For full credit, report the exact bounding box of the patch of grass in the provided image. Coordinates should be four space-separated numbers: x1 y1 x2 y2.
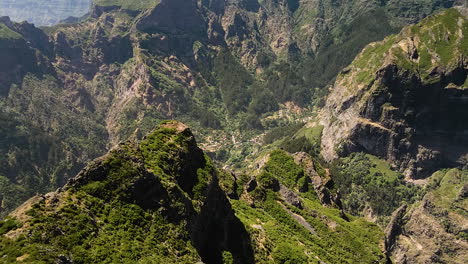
295 125 324 145
330 153 421 221
279 126 323 158
0 24 22 40
263 150 304 189
426 169 468 210
231 189 385 263
424 169 468 239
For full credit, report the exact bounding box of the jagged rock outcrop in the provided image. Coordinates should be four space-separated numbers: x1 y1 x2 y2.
384 204 407 256
0 121 255 263
279 184 303 208
320 8 468 178
0 0 461 217
390 169 468 263
293 152 343 209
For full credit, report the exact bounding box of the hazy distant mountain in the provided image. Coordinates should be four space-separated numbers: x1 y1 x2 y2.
0 0 90 26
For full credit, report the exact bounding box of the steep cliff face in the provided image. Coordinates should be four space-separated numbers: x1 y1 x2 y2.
320 8 468 178
389 169 468 263
0 0 460 217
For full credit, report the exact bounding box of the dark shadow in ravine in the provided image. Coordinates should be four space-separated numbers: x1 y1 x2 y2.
191 176 255 264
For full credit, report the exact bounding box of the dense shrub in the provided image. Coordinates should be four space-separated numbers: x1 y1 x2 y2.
272 242 308 264
263 123 304 144
330 153 421 218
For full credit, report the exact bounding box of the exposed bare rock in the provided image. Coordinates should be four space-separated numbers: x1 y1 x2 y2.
293 152 336 207
320 9 468 179
279 184 302 209
391 169 468 263
384 204 407 256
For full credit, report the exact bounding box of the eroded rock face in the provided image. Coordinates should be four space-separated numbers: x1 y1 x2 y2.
0 0 461 218
293 152 340 208
279 184 302 208
389 169 468 263
320 8 468 178
384 204 407 256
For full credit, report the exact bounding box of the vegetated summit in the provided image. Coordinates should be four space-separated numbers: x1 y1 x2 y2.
0 0 467 263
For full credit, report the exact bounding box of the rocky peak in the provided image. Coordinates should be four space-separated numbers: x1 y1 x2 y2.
2 121 254 263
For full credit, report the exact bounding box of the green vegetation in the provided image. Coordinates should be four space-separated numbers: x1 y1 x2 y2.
0 122 214 263
427 169 468 209
272 242 307 264
0 74 109 217
94 0 159 11
331 153 421 221
346 8 467 88
0 176 30 218
0 108 73 217
213 50 254 116
0 192 200 263
409 8 465 67
0 3 464 263
0 124 390 263
263 123 304 144
263 150 304 189
231 150 385 263
262 62 311 106
424 169 468 240
231 194 385 263
0 24 22 40
279 126 324 158
300 8 399 89
0 218 20 236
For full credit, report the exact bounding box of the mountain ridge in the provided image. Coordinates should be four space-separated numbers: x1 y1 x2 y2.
320 7 468 178
0 2 466 263
0 121 386 263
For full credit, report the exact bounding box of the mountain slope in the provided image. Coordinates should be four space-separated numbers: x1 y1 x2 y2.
0 121 386 263
0 121 254 263
0 0 459 218
388 168 468 263
320 7 468 178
